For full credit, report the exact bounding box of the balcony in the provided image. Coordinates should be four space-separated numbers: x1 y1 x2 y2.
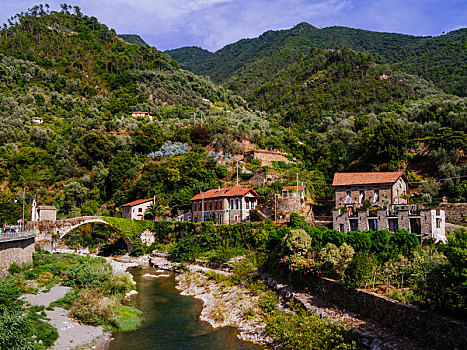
388 204 421 216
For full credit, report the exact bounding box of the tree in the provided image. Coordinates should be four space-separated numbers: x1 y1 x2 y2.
282 229 312 256
144 203 166 220
365 118 407 168
344 252 373 289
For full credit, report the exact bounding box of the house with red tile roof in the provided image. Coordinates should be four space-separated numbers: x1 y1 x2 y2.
332 172 446 241
333 172 409 209
121 198 154 220
190 186 259 224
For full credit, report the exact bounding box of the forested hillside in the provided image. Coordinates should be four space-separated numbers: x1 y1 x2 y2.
118 34 148 46
0 6 297 223
0 6 465 225
166 23 466 96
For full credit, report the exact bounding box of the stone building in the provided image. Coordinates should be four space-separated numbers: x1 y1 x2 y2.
332 172 446 241
190 186 259 224
31 200 57 222
121 198 154 220
333 172 409 215
282 185 306 199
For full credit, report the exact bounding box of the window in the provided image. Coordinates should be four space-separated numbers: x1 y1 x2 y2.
389 218 398 232
368 219 378 231
138 208 142 213
373 190 379 203
396 189 399 204
410 218 421 234
251 199 255 209
230 199 234 209
436 218 441 229
349 219 358 231
235 198 239 209
339 224 345 233
219 201 223 210
345 191 352 204
359 191 364 204
234 215 238 222
245 199 250 209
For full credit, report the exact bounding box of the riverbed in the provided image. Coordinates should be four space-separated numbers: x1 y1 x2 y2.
104 266 263 350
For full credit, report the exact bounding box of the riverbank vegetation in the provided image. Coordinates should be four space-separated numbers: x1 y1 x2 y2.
1 250 141 349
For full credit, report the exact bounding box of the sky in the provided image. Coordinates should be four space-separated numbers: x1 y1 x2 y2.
1 1 466 52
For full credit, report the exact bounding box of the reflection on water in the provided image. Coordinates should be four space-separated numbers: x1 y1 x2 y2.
107 267 263 350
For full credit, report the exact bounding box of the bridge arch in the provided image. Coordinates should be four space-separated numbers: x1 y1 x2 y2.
36 216 133 253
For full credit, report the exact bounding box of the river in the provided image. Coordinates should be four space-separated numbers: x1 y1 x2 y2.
106 267 264 350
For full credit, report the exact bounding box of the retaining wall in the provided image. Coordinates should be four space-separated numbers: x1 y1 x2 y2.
0 236 35 275
294 274 466 349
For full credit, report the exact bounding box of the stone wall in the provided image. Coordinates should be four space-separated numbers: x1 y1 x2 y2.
0 236 35 275
306 277 466 350
439 203 467 226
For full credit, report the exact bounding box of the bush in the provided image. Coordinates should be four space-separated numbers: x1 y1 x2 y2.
8 262 21 275
70 289 118 327
169 237 200 262
266 309 357 350
319 243 354 278
344 253 373 289
282 229 311 256
289 213 306 228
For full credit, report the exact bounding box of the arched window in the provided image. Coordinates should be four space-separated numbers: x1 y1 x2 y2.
235 198 239 209
230 199 234 209
245 198 250 209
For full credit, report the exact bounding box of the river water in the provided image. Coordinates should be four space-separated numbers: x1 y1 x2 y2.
106 267 263 350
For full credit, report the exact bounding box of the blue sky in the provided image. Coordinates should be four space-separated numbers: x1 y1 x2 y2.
1 1 466 51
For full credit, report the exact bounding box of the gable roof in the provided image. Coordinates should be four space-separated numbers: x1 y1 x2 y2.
332 172 405 186
282 186 306 191
190 186 259 201
121 198 153 207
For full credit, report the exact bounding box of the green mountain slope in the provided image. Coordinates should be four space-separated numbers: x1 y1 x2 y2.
166 23 466 96
118 34 148 46
0 6 177 90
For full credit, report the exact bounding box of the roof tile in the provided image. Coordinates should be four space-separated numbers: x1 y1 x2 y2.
190 186 259 201
121 198 153 207
332 172 405 186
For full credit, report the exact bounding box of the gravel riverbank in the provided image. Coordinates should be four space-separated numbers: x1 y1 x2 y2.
22 251 148 350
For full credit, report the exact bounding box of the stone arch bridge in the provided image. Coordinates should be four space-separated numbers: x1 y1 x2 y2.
28 216 133 252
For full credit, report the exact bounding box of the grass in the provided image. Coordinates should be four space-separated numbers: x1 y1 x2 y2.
113 305 143 331
28 306 59 348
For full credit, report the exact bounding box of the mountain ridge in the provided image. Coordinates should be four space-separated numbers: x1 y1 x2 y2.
166 23 466 96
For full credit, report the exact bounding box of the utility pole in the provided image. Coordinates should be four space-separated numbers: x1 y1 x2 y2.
296 173 299 214
22 187 25 232
274 192 277 223
201 193 204 222
236 160 239 187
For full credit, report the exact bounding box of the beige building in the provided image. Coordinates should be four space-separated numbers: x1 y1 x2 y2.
332 172 446 241
121 198 154 220
190 186 259 224
131 111 152 120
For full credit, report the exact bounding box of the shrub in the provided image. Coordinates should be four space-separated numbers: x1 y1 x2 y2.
289 213 306 228
8 262 21 275
344 253 373 289
282 229 311 256
266 309 357 350
70 289 118 326
169 237 200 262
319 243 354 278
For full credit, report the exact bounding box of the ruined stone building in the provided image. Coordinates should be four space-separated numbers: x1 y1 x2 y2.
332 172 446 241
